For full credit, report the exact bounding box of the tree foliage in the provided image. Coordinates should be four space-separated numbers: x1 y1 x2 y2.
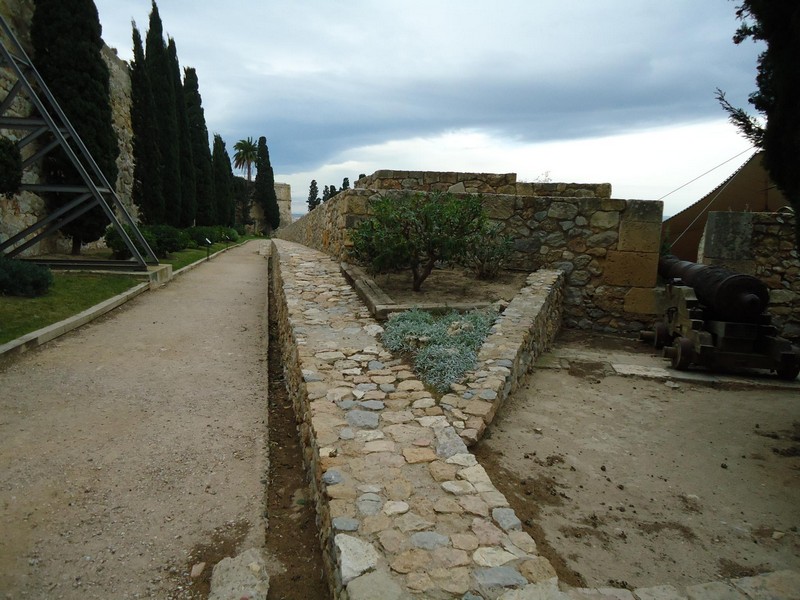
307 179 320 211
145 1 181 227
350 192 487 291
31 0 119 254
183 67 215 226
130 23 164 224
233 137 258 182
717 1 800 246
254 136 279 231
168 38 195 227
212 134 234 227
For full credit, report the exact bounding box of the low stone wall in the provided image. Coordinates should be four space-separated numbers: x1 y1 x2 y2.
700 211 799 339
269 239 570 599
277 179 662 334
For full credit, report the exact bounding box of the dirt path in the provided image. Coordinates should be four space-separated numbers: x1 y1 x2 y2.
475 332 800 591
0 242 270 599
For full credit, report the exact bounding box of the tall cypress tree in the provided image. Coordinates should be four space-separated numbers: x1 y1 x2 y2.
254 136 280 231
307 179 320 211
145 1 181 226
129 22 163 223
211 134 233 226
184 67 215 226
31 0 119 254
168 38 195 227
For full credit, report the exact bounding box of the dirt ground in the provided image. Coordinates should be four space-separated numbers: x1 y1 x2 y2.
475 331 800 591
374 266 530 305
0 243 272 599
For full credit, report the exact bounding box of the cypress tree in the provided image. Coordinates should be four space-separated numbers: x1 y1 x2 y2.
129 23 163 223
168 38 196 227
31 0 119 254
307 179 320 211
211 134 234 226
184 67 215 226
254 136 280 231
145 1 181 226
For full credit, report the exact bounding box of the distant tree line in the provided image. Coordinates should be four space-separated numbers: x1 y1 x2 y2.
307 175 364 212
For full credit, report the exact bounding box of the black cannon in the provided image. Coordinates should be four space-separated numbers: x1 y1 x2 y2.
643 255 800 380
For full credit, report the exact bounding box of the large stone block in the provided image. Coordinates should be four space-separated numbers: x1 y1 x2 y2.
622 199 663 223
602 251 658 287
623 287 662 316
483 196 515 220
618 220 663 252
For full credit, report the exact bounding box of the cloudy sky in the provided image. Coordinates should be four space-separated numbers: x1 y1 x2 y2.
92 0 763 217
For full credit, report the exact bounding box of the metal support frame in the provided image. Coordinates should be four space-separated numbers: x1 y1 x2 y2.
0 15 157 270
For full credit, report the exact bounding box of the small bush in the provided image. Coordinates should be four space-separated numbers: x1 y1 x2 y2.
0 136 22 198
146 224 187 257
0 256 53 297
185 226 219 246
104 224 157 259
382 306 497 392
461 223 514 280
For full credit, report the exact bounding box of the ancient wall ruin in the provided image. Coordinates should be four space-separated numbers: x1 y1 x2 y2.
276 170 663 334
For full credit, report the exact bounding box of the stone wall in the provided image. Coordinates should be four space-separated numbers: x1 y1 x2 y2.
700 211 799 339
277 172 663 334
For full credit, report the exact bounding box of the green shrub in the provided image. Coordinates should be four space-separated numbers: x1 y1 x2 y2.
146 224 187 257
350 192 487 291
461 223 514 280
0 136 22 198
185 225 219 246
0 256 53 297
104 224 157 259
382 306 497 392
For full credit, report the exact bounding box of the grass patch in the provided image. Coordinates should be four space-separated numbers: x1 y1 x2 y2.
161 243 228 271
0 272 140 344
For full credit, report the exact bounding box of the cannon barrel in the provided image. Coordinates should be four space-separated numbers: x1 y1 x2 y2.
659 255 769 322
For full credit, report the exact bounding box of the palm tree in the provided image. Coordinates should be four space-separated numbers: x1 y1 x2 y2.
232 137 258 181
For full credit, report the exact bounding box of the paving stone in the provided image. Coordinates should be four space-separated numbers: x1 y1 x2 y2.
402 447 437 463
472 518 505 545
316 350 346 361
335 534 380 584
442 480 477 495
406 571 434 592
519 557 557 584
390 549 430 574
433 497 463 514
473 547 518 567
362 514 393 535
356 383 378 391
363 440 396 453
493 507 522 531
347 570 409 600
396 512 435 533
380 383 397 393
356 493 383 515
332 517 360 532
322 469 343 485
339 427 355 440
379 529 410 554
478 389 498 400
356 429 385 441
359 399 386 410
508 530 537 554
383 500 410 516
410 531 450 550
419 415 449 428
382 410 414 424
433 547 471 568
458 464 495 492
368 360 385 370
499 580 569 599
731 570 800 599
451 532 479 551
430 566 471 594
397 380 425 391
208 548 270 600
347 409 379 429
459 495 490 516
481 490 510 508
473 566 528 590
436 427 470 458
446 453 478 467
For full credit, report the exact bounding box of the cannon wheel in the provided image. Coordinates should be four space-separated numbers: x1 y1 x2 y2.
653 322 670 349
671 337 694 370
776 363 800 381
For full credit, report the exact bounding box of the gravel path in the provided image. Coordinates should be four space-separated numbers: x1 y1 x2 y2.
0 241 270 599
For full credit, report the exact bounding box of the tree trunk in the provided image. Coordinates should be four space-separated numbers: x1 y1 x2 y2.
412 260 436 291
71 236 81 256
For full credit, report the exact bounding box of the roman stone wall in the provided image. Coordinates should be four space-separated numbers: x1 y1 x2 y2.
277 171 663 334
700 211 799 339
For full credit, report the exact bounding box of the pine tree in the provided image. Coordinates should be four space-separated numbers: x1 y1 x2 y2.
212 134 234 226
145 1 181 226
168 38 195 227
341 177 350 191
307 179 320 211
254 136 279 231
322 185 330 203
31 0 119 254
130 23 164 224
183 67 215 226
329 183 339 199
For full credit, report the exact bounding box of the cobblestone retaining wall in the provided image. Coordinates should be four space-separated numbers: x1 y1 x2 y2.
268 239 568 599
277 172 663 334
700 211 799 339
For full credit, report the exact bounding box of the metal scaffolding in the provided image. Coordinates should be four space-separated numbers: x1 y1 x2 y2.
0 15 157 270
